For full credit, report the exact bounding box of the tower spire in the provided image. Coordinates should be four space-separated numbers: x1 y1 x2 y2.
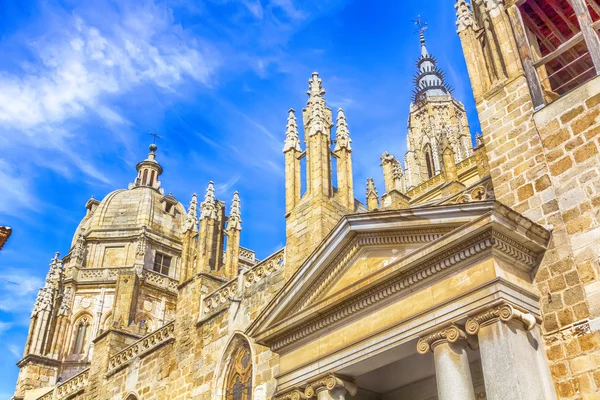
411 16 454 103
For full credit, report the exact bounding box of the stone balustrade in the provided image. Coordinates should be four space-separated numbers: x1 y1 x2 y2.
455 154 476 172
407 173 445 198
141 269 179 294
38 368 89 400
107 321 175 374
202 249 285 317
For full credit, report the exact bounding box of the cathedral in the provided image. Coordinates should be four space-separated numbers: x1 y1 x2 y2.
12 1 600 399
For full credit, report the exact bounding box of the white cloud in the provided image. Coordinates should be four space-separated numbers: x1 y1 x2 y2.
0 0 219 190
0 269 44 316
7 344 22 359
0 161 37 216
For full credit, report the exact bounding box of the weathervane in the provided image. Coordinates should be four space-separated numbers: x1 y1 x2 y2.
149 132 162 144
413 15 428 35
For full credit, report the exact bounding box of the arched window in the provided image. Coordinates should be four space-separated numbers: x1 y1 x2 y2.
149 170 156 187
225 344 253 400
424 144 434 179
142 169 149 186
72 316 91 354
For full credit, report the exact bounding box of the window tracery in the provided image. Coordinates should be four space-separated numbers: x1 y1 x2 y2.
225 344 253 400
72 316 91 355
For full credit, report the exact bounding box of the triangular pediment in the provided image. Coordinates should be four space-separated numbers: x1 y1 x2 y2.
247 201 550 352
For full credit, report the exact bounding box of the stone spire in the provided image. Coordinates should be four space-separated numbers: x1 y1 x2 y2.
185 193 199 232
201 181 217 220
283 109 302 152
305 72 331 138
334 108 352 152
455 0 474 32
32 253 62 316
412 17 454 103
224 191 242 279
366 178 379 211
226 192 242 231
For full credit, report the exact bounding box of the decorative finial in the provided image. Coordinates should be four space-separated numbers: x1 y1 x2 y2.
307 72 326 97
366 178 378 197
455 0 474 32
185 193 199 232
201 181 217 220
226 191 242 231
334 108 352 151
283 108 302 152
413 15 428 46
149 132 161 152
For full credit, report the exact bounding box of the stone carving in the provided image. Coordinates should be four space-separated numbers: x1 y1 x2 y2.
443 177 494 204
465 303 537 335
333 108 352 151
39 368 90 400
135 226 148 258
283 109 302 153
417 324 468 353
201 181 218 220
304 374 358 397
142 269 179 294
32 252 63 317
203 249 285 316
226 192 242 231
185 193 199 232
108 321 175 373
71 228 86 266
455 0 474 33
58 286 73 316
274 389 307 400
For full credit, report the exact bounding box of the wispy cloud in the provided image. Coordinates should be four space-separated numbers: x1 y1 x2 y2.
0 269 44 316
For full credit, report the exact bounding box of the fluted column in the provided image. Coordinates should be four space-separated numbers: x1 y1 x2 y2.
417 325 476 400
466 303 557 400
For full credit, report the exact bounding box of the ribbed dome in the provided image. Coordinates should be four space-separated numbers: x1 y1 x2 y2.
75 186 186 243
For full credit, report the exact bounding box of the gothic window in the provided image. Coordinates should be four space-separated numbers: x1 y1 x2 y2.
424 144 434 179
225 345 253 400
153 253 172 276
72 316 90 354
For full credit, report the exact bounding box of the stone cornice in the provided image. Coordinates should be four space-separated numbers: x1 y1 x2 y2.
16 354 61 368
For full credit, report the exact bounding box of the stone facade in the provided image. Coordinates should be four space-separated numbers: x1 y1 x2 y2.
11 2 600 399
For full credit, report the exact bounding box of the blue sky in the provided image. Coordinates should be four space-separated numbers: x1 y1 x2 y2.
0 0 479 395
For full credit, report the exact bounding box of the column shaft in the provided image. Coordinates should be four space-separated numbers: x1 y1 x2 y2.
433 342 476 400
478 321 556 400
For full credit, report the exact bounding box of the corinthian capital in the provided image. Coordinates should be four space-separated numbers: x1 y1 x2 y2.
465 303 537 335
417 324 468 354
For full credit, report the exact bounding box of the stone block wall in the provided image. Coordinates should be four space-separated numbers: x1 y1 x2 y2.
475 71 600 398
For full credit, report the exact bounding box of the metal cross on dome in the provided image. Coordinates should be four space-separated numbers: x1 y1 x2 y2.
149 131 162 144
413 15 428 35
